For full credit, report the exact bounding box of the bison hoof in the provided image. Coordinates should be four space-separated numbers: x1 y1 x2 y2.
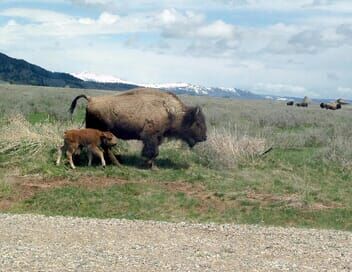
145 160 158 170
112 160 121 166
151 164 159 171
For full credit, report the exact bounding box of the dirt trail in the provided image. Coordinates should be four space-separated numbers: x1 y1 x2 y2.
0 213 350 271
0 177 351 271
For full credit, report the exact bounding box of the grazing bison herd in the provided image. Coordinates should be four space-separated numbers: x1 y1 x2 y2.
287 97 348 110
58 88 207 169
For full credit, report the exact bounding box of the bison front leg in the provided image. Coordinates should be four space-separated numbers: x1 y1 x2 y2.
103 147 121 166
142 138 160 170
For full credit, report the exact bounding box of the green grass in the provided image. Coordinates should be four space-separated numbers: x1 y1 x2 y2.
0 181 13 199
1 83 352 230
12 183 202 221
10 183 351 230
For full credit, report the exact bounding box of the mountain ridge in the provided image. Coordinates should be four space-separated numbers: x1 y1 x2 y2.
0 52 326 101
0 52 138 91
72 71 263 99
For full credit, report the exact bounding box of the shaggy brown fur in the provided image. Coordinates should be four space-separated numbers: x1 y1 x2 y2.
56 128 118 169
323 102 341 110
69 88 207 169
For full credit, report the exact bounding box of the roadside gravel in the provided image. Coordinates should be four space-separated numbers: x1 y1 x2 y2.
0 213 350 271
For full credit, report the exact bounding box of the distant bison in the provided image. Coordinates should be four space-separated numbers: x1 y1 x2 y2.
69 88 207 169
296 102 308 107
286 101 294 106
321 102 341 110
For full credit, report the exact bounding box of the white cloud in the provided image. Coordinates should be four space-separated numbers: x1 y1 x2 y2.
338 87 352 92
69 0 117 10
156 9 204 38
213 0 352 12
97 12 119 24
197 20 235 39
0 8 72 23
1 2 352 98
252 83 318 97
337 87 352 97
0 8 147 38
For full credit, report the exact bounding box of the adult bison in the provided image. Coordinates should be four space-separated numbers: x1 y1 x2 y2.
69 88 207 169
296 102 308 107
321 102 341 110
296 96 309 107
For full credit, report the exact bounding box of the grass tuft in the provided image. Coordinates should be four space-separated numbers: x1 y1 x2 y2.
194 127 267 169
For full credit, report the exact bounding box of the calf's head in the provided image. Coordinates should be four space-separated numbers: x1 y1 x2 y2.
101 132 118 147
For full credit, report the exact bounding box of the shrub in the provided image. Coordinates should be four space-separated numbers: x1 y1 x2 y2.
194 127 267 169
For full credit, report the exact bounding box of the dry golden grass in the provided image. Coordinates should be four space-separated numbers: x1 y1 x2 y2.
195 127 267 169
0 114 72 166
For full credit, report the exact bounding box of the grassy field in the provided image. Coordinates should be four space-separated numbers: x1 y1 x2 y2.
0 83 351 231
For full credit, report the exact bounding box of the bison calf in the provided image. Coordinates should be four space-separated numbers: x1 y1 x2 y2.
56 128 118 169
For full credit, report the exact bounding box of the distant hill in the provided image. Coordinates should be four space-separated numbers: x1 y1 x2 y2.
0 52 138 91
3 52 316 101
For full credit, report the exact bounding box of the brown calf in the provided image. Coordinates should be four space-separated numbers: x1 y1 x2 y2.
56 128 118 169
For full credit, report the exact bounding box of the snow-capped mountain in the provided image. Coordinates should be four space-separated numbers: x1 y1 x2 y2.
71 72 263 99
71 72 137 85
161 84 262 99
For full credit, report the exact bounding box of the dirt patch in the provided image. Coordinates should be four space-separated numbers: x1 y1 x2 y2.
246 191 303 208
0 199 14 210
162 181 228 213
245 191 342 210
1 176 342 213
0 176 222 212
309 202 344 210
0 176 44 210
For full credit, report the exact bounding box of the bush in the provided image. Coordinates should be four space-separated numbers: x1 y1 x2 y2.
194 127 267 169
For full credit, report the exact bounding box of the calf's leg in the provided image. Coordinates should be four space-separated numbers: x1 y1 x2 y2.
66 150 75 169
56 145 64 165
90 146 106 168
87 150 93 166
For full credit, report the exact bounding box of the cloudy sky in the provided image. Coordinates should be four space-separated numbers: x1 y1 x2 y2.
1 0 352 98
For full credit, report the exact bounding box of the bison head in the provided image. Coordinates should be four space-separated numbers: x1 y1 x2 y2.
181 106 207 148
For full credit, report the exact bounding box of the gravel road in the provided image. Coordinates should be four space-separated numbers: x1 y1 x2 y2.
0 213 350 271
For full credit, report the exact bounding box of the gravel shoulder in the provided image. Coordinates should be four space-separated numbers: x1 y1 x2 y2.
0 213 351 271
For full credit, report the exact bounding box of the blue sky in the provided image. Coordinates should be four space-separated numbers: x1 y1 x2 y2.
1 0 352 98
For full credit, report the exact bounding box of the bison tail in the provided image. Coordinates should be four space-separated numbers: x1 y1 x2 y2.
69 94 90 115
